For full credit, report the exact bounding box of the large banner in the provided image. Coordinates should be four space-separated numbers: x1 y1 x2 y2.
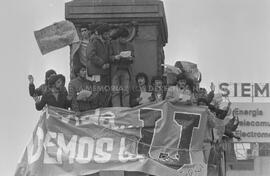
15 101 212 176
230 103 270 142
34 20 79 55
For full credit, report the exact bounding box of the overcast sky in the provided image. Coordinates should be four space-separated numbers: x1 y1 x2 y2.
1 0 270 175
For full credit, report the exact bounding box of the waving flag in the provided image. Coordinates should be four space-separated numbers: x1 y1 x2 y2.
34 20 79 55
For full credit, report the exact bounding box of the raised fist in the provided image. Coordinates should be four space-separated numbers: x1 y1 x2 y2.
28 75 34 84
210 82 215 92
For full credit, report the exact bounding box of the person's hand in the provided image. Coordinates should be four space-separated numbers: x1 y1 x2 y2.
136 97 143 103
228 101 232 107
28 75 34 84
33 96 40 103
210 82 215 92
102 63 110 70
114 55 121 60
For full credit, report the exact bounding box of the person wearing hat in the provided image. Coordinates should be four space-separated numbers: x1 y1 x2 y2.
35 74 71 111
68 64 100 112
165 73 194 103
28 69 56 98
110 27 135 107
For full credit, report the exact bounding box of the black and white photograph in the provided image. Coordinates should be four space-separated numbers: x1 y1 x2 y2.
1 0 270 176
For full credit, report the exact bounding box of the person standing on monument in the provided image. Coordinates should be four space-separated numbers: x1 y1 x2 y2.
110 27 135 107
68 64 100 112
77 24 91 67
130 72 151 107
86 23 111 107
35 74 71 111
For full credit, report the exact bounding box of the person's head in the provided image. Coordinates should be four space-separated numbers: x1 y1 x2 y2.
48 74 64 90
211 93 223 108
198 87 207 98
115 27 130 43
57 74 66 88
136 72 148 87
95 23 111 40
45 69 56 85
176 73 187 89
151 76 164 92
80 24 90 40
74 64 87 79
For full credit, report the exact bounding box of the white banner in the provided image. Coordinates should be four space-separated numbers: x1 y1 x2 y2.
229 103 270 142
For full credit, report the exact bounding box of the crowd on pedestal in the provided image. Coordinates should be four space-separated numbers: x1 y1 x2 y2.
27 23 240 176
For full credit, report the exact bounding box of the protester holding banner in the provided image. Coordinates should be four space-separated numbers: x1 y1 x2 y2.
110 27 135 107
28 69 56 98
35 74 70 111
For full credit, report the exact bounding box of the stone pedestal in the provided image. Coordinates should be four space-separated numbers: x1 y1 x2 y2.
65 0 168 80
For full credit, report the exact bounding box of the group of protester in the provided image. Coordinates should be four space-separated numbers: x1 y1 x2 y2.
28 23 240 176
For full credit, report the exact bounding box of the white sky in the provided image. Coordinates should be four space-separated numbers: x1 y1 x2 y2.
1 0 270 175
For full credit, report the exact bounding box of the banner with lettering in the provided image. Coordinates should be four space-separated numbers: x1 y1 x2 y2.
34 20 79 55
15 101 211 176
230 103 270 142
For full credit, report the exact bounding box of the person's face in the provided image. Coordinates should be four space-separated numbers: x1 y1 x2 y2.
55 79 63 89
79 68 86 78
177 79 186 89
102 31 110 41
137 77 145 86
81 28 89 40
154 80 163 90
119 36 127 44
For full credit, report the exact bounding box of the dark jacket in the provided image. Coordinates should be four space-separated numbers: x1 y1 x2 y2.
86 36 110 76
130 85 150 107
29 83 48 97
68 77 100 112
109 39 134 76
29 83 68 97
35 89 71 111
